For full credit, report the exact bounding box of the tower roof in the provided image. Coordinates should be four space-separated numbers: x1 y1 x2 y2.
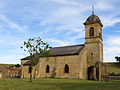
83 14 103 27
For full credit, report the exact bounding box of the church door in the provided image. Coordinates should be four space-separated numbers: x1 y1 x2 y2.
87 66 94 80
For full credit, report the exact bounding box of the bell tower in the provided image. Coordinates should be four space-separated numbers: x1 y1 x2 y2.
83 12 103 67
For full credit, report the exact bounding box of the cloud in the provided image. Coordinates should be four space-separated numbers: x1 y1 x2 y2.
0 35 24 48
49 0 79 5
0 0 120 64
104 36 120 62
115 30 120 32
102 17 120 27
0 54 25 64
105 36 120 46
0 14 28 33
38 6 86 47
46 38 72 46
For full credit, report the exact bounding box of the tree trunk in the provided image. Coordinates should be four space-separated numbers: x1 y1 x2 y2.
30 72 32 82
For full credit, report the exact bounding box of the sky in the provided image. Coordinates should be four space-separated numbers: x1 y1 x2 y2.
0 0 120 64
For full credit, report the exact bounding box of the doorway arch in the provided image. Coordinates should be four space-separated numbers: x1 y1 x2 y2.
87 66 94 80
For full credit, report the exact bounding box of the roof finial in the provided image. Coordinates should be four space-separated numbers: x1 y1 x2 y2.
92 5 94 15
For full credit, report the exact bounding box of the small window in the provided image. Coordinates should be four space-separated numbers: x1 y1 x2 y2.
46 65 50 73
91 53 93 55
89 27 94 37
64 64 69 73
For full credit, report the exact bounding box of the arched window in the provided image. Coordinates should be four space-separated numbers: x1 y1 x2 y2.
89 27 94 37
46 65 50 73
64 64 69 73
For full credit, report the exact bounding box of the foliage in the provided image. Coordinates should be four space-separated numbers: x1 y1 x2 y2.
0 78 120 90
115 56 120 62
21 37 51 81
21 37 51 66
108 72 120 76
10 64 20 67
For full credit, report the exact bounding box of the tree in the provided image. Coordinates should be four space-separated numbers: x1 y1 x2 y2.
115 56 120 62
21 37 51 82
10 64 20 67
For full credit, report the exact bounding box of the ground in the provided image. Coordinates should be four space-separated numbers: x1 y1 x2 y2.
0 78 120 90
0 64 13 67
105 62 120 73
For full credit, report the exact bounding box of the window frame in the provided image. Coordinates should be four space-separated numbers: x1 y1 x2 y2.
64 64 69 73
46 65 50 73
89 27 94 37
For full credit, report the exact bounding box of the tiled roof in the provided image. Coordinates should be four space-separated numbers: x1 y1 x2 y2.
49 44 84 56
5 67 20 71
0 67 20 72
23 60 32 65
84 14 103 27
21 44 85 60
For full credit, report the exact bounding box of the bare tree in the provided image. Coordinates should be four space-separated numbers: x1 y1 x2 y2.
21 37 51 82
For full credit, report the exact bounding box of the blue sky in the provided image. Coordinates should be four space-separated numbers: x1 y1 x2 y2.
0 0 120 64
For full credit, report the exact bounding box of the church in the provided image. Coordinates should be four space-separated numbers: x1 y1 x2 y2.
21 11 107 81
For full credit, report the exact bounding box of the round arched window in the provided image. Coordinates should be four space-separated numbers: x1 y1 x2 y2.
89 27 94 37
46 65 50 73
64 64 69 73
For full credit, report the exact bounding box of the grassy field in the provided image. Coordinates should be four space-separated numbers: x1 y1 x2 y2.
0 64 13 67
105 62 120 73
0 78 120 90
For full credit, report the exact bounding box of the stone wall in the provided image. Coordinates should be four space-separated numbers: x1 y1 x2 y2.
39 55 81 78
21 52 87 79
79 48 87 79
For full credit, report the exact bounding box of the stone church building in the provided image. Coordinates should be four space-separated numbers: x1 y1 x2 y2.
21 12 107 81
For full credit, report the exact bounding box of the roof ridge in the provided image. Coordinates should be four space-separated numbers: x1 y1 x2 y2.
21 44 85 60
51 44 84 49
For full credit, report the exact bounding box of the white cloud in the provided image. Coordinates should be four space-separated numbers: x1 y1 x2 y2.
50 0 79 5
102 17 120 27
0 14 28 33
38 6 86 44
95 0 113 10
115 30 120 32
106 36 120 46
46 38 72 46
0 0 120 63
0 36 23 48
104 47 120 54
104 36 120 62
0 54 25 64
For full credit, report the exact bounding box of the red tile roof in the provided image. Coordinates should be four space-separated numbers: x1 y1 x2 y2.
5 67 20 71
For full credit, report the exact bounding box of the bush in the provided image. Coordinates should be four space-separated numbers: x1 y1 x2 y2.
108 72 120 76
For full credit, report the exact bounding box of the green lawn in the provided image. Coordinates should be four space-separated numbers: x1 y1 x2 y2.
105 62 120 73
0 78 120 90
0 64 13 67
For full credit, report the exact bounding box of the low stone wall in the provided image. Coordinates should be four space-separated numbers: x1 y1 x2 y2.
0 67 21 78
108 76 120 80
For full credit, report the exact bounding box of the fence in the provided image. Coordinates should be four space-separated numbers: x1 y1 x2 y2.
108 76 120 80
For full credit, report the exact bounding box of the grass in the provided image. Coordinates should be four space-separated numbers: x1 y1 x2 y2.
105 62 120 73
0 64 13 67
0 78 120 90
